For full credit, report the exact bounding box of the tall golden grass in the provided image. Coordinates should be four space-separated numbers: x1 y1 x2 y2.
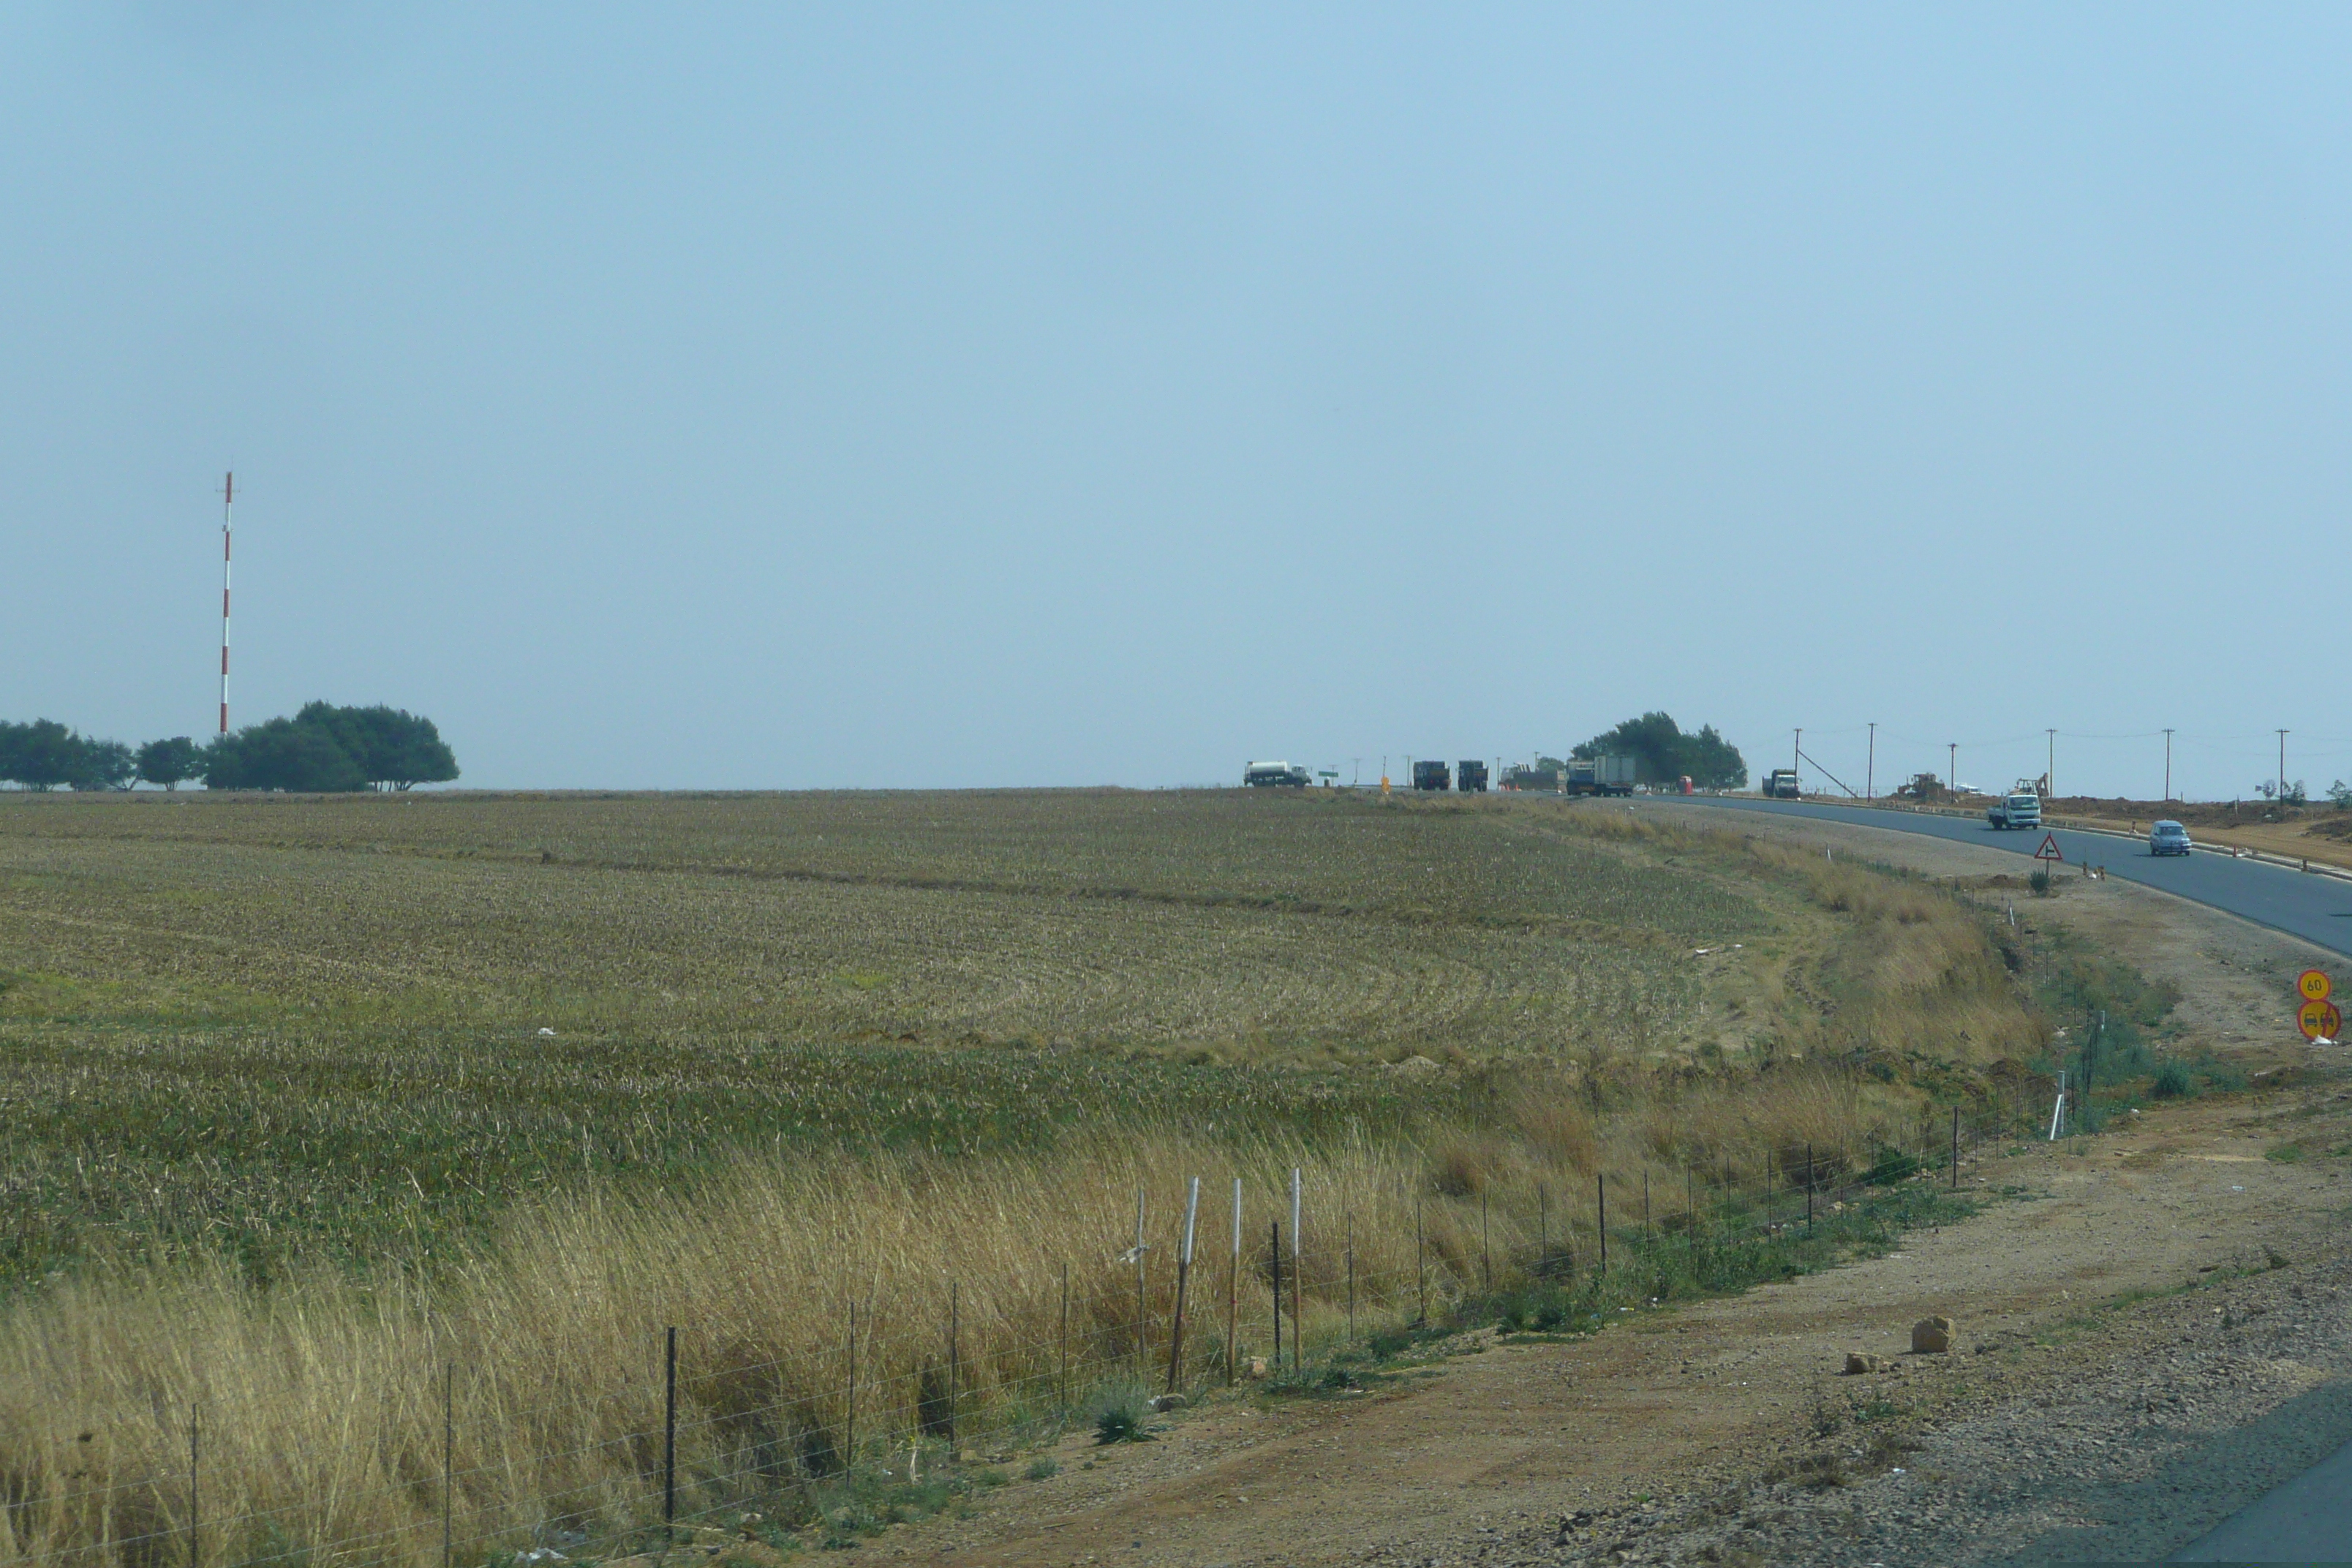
0 1058 1976 1568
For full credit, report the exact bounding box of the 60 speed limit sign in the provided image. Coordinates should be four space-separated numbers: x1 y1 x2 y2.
2299 970 2340 1040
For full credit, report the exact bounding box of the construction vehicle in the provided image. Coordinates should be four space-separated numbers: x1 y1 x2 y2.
1243 761 1311 788
1457 760 1489 793
1411 760 1451 791
1564 755 1638 796
1761 769 1801 799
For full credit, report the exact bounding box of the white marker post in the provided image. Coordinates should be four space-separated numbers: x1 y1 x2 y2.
1289 1168 1304 1372
1226 1177 1242 1384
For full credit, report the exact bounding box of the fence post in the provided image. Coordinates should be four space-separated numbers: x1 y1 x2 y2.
1346 1212 1356 1341
844 1302 856 1482
1480 1191 1490 1292
442 1364 454 1568
1805 1144 1814 1232
1415 1196 1426 1325
1226 1178 1241 1386
1950 1106 1960 1191
1597 1175 1607 1275
1765 1152 1773 1236
1537 1183 1548 1272
1270 1221 1283 1368
1133 1186 1147 1375
1643 1172 1651 1247
1289 1169 1303 1373
663 1326 677 1540
1059 1262 1070 1410
188 1405 199 1568
1167 1177 1199 1395
947 1282 960 1447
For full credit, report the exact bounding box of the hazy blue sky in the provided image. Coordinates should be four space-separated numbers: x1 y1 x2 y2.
8 4 2351 796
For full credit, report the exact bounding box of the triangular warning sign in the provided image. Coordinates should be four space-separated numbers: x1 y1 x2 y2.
2033 832 2063 862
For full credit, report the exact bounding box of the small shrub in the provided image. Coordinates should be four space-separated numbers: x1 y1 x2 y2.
976 1468 1009 1488
1025 1457 1058 1481
2151 1060 2191 1099
2028 869 2053 897
1090 1383 1152 1444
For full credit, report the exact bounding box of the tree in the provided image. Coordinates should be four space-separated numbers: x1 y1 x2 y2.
203 718 370 792
69 739 135 791
0 720 96 790
1572 713 1747 789
200 702 459 793
292 702 459 790
137 736 204 791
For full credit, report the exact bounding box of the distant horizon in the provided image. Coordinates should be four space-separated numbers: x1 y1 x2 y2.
6 7 2346 801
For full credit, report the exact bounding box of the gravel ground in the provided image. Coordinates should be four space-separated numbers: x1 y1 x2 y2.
1428 1235 2352 1567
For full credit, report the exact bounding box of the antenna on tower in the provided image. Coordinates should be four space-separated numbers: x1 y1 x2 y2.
219 472 233 735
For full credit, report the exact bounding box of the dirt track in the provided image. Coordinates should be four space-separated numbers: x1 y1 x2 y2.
817 811 2352 1567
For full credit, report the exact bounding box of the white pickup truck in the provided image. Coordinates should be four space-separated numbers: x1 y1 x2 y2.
1987 791 2043 831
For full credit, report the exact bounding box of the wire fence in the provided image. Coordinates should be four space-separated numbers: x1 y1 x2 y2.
1 1083 2075 1568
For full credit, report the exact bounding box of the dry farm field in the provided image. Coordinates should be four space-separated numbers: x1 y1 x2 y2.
0 787 2073 1567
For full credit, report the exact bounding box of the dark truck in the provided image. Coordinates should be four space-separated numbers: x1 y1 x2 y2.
1457 760 1489 793
1761 769 1801 799
1411 760 1452 791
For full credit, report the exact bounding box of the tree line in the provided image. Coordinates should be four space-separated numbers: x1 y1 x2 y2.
0 703 459 792
1502 712 1750 790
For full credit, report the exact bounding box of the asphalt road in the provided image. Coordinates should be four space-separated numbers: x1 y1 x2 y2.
1652 795 2352 962
1651 793 2352 1564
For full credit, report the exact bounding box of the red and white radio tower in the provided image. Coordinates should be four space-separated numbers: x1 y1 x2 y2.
219 471 233 734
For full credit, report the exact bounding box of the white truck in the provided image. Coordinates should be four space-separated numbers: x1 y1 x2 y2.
1987 791 2043 831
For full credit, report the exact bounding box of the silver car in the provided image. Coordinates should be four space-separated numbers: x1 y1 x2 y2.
2149 820 2193 856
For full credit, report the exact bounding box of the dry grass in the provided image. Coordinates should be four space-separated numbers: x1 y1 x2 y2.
0 788 2057 1565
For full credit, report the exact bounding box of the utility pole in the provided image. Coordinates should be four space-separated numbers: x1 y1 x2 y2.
219 472 234 735
1793 728 1801 792
1352 758 1361 788
1866 723 1876 801
2046 729 2056 799
2278 730 2289 803
1948 742 1957 799
2163 730 2174 803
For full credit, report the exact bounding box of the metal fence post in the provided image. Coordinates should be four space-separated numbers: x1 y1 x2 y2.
1270 1221 1283 1366
442 1365 454 1568
663 1327 678 1539
188 1406 199 1568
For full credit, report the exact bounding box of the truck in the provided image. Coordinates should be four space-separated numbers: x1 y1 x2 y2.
1761 769 1801 799
1564 755 1638 796
1456 760 1489 793
1243 761 1311 788
1987 790 2042 831
1411 760 1451 791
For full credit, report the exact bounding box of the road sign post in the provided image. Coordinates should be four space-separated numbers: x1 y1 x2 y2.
2297 970 2337 1042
